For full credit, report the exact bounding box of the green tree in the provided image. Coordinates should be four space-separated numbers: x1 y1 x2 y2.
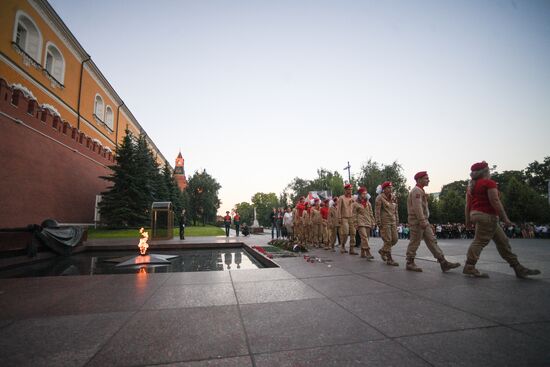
357 159 409 220
502 177 550 223
235 202 254 226
285 177 310 203
309 169 345 197
187 170 221 225
525 156 550 198
251 192 278 227
438 190 465 223
285 169 345 203
99 129 142 227
131 134 163 222
491 170 528 194
427 194 441 223
440 180 468 199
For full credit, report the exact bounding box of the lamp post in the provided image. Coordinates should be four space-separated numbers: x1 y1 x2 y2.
343 161 351 183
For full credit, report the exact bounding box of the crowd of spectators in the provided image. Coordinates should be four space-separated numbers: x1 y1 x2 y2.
366 222 549 240
266 205 550 241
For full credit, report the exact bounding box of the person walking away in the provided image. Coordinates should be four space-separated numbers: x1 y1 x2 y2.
463 161 540 278
375 181 399 265
223 211 232 237
405 171 461 272
353 187 375 259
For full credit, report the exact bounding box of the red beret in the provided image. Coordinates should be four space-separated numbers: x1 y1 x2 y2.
358 187 367 194
344 184 352 189
414 171 428 180
314 198 320 203
381 181 392 190
299 196 305 200
470 161 489 172
324 199 330 203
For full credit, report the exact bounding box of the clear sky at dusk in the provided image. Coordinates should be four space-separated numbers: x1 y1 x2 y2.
49 0 550 214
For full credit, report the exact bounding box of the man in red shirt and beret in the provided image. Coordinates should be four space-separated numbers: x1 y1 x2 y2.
406 171 461 272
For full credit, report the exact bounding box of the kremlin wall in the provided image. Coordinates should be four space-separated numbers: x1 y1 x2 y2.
0 0 178 227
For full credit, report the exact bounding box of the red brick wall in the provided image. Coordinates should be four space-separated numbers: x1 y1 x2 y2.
0 79 114 227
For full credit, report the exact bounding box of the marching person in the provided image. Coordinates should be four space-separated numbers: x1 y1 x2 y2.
320 199 330 249
311 198 322 247
464 161 541 278
295 197 306 244
223 211 232 237
337 184 358 255
302 202 312 247
233 211 241 237
327 197 340 251
405 171 461 272
375 181 399 265
353 187 376 259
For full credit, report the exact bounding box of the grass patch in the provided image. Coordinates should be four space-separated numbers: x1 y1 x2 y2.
87 225 224 239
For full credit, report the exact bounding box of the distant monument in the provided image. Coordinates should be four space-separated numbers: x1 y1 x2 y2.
250 207 263 234
252 207 260 227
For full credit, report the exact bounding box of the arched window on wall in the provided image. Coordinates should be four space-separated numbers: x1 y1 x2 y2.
12 11 42 64
105 106 114 130
44 42 65 84
94 94 104 121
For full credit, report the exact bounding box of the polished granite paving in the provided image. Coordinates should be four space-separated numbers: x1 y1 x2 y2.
0 235 549 366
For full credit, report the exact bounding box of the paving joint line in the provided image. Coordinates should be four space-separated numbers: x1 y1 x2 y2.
83 273 171 367
229 270 257 367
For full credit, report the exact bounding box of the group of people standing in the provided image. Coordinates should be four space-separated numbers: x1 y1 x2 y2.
285 162 541 279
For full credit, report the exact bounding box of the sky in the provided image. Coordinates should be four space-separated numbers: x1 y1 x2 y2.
49 0 550 214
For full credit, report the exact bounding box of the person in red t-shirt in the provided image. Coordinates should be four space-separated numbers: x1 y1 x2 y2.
320 199 330 248
464 161 540 278
295 197 306 245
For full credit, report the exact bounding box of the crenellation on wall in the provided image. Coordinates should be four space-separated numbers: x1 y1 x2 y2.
0 77 115 165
